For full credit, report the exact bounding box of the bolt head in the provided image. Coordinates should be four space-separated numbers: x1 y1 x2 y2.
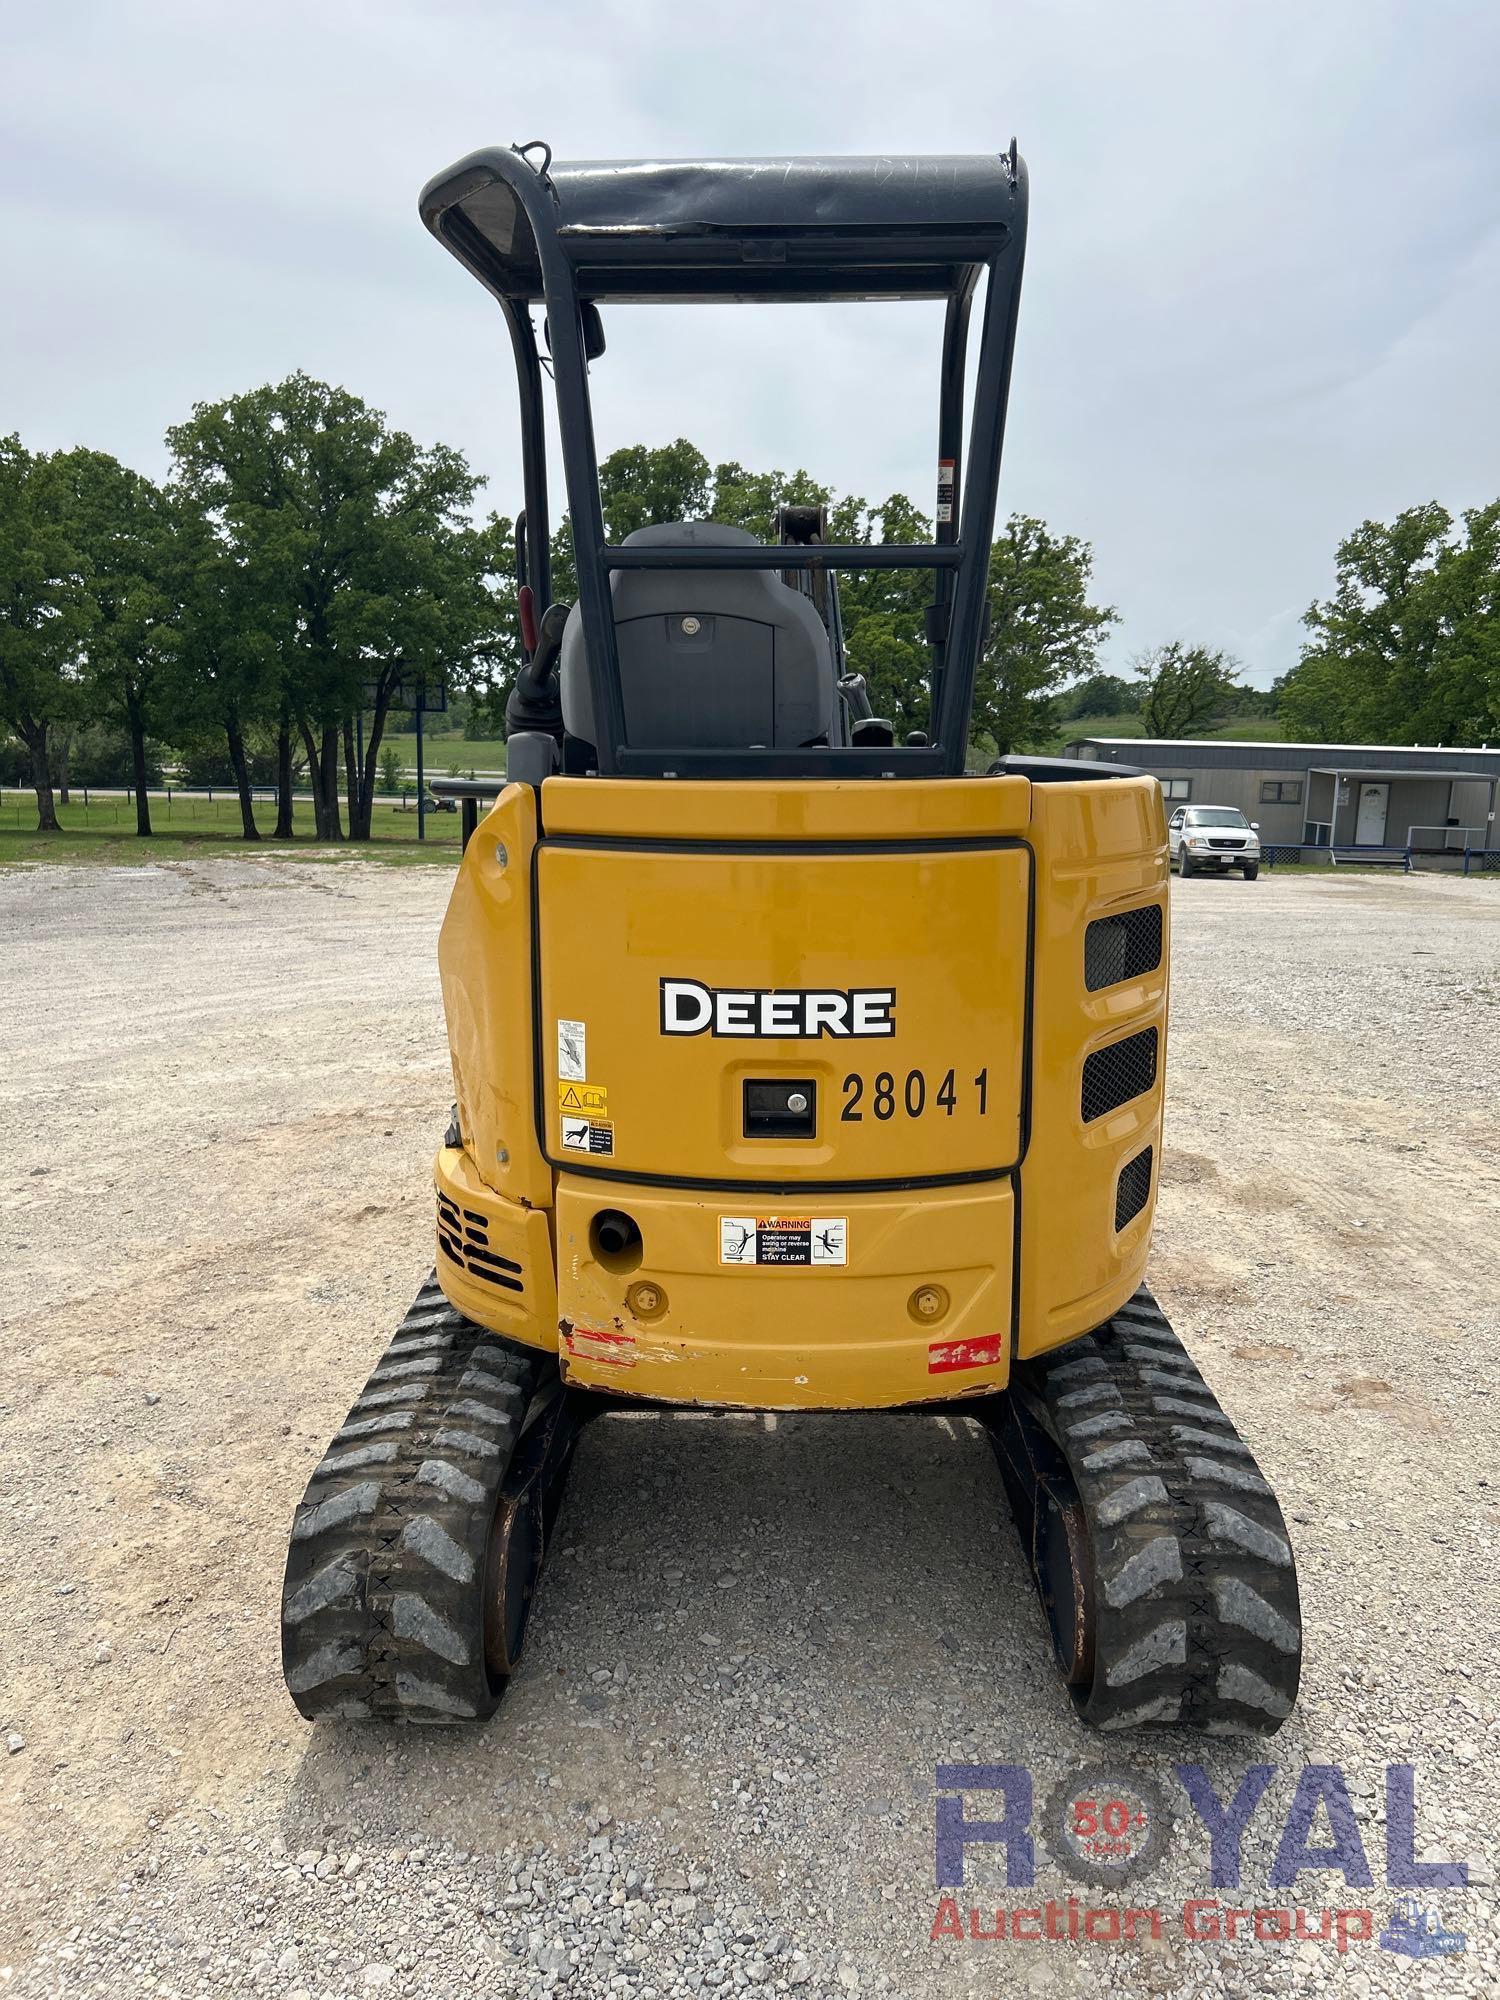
786 1090 810 1115
681 616 701 635
911 1285 948 1321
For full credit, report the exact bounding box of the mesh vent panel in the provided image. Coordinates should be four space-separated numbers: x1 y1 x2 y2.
1115 1146 1154 1230
1084 905 1163 991
1082 1028 1158 1123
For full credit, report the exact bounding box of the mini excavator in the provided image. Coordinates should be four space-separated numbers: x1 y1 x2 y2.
282 144 1302 1734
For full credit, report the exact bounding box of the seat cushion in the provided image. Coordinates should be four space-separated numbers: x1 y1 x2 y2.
559 521 834 750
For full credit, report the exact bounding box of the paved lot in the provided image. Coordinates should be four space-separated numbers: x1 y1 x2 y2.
2 858 1497 1997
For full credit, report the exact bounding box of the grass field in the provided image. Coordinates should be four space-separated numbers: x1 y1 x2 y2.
1055 710 1283 744
0 791 463 867
379 730 506 776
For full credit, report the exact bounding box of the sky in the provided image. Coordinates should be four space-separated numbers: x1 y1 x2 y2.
4 0 1498 686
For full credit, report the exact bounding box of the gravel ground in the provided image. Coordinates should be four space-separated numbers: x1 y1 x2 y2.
2 857 1497 1999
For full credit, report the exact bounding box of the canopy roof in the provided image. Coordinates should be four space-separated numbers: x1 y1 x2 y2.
419 148 1024 303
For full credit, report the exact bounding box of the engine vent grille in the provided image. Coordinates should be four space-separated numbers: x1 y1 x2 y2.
1084 904 1163 991
1082 1028 1158 1123
436 1192 523 1294
1115 1146 1154 1230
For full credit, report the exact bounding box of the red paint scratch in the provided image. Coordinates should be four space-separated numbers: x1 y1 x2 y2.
563 1324 637 1368
928 1333 1004 1375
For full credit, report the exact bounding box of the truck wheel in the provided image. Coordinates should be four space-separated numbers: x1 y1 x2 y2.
1242 863 1259 880
1179 854 1195 879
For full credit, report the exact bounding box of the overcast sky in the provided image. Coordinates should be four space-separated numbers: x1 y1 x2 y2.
5 0 1497 685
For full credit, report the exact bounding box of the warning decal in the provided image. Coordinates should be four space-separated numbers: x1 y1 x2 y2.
557 1080 609 1118
561 1115 615 1157
936 457 956 525
557 1018 587 1081
720 1216 847 1266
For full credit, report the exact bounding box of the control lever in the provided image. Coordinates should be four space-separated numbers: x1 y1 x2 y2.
505 600 571 739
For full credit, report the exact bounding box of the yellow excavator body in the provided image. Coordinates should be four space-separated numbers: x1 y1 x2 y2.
432 770 1168 1409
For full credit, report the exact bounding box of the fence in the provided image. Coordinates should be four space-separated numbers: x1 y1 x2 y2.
1462 847 1500 875
1406 822 1485 853
0 785 459 838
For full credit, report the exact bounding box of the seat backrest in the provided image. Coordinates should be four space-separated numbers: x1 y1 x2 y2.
559 521 835 751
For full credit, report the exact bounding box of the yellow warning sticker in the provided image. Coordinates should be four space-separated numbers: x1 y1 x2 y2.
557 1080 609 1117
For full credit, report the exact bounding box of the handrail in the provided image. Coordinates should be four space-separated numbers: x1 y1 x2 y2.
427 777 505 800
1406 821 1483 850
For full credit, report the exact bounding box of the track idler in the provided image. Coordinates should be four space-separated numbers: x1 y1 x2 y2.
985 1287 1303 1734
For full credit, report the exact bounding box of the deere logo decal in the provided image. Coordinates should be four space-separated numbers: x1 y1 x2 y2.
661 979 896 1039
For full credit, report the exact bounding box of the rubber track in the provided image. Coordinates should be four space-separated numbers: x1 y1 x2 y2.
1017 1286 1302 1733
281 1273 542 1724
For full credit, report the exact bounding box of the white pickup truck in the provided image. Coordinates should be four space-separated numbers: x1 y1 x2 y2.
1168 804 1261 879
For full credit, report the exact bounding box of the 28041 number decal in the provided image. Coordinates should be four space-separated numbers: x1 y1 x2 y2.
840 1067 989 1122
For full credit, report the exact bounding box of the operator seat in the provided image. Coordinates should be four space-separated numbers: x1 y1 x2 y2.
559 522 836 751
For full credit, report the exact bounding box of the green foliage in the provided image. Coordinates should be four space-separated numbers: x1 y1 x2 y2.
0 434 96 822
528 440 1113 752
1058 671 1144 722
837 492 934 738
1277 502 1500 744
596 439 713 537
378 745 403 795
1136 641 1243 736
975 517 1118 754
58 449 177 736
54 447 181 830
172 730 278 788
167 373 508 835
68 724 166 787
165 490 278 752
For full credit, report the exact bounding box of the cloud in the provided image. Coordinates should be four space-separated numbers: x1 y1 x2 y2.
4 0 1497 683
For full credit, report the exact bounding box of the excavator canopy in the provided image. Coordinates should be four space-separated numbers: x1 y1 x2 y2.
419 145 1029 776
419 148 1022 303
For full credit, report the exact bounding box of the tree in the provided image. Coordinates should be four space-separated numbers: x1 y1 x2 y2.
595 439 713 538
165 493 277 839
0 435 94 832
59 450 177 837
495 440 1112 755
1058 671 1144 722
1136 641 1243 736
975 516 1117 754
345 500 510 840
168 374 505 842
1277 502 1500 745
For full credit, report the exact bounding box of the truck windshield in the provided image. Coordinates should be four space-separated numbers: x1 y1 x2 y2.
1186 809 1250 828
